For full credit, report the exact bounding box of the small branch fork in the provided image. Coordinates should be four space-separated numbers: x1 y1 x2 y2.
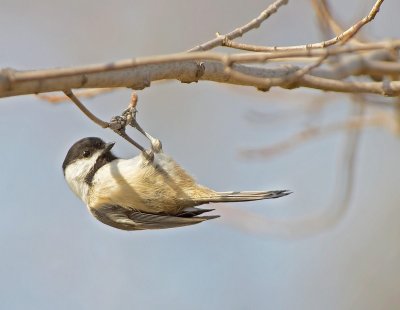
63 90 159 160
188 0 289 52
223 0 383 52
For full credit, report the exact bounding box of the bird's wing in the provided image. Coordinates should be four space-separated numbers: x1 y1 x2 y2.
90 204 219 231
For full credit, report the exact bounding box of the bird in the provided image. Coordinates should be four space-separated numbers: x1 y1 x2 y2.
62 137 291 231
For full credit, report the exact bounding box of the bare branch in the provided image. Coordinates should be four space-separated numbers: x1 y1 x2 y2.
1 40 399 98
312 0 362 42
188 0 288 52
63 90 149 153
63 90 109 128
0 0 395 102
222 0 384 52
336 0 383 45
254 54 329 89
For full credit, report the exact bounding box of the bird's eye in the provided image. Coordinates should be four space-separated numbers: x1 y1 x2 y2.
82 150 91 157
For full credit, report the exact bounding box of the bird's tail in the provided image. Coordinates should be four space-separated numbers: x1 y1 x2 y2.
195 190 291 204
173 190 291 227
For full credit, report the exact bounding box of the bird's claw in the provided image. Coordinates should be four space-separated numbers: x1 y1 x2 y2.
109 115 127 132
120 106 138 128
108 103 161 156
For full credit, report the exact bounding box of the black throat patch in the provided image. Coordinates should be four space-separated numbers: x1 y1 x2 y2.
85 152 118 186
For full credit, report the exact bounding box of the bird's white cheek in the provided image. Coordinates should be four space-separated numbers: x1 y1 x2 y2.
64 159 96 204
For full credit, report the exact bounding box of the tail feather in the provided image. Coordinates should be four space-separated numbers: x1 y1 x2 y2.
195 190 291 203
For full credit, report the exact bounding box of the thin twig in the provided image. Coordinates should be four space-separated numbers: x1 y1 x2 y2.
338 0 383 45
63 90 148 153
312 0 362 43
262 54 329 89
188 0 289 52
223 0 384 52
63 90 109 128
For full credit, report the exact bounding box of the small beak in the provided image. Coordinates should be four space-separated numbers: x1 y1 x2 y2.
103 142 115 153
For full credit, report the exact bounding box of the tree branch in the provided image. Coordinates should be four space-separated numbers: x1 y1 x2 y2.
222 0 383 51
188 0 288 52
0 40 399 98
0 0 395 100
63 90 109 128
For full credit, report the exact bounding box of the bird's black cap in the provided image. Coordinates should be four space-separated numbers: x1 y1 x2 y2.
62 137 117 173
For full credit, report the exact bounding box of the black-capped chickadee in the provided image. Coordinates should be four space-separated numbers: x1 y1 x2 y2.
62 137 290 231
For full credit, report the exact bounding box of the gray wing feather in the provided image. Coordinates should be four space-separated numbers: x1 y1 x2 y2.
90 204 219 231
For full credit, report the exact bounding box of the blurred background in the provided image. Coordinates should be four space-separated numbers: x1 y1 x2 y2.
1 0 400 309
